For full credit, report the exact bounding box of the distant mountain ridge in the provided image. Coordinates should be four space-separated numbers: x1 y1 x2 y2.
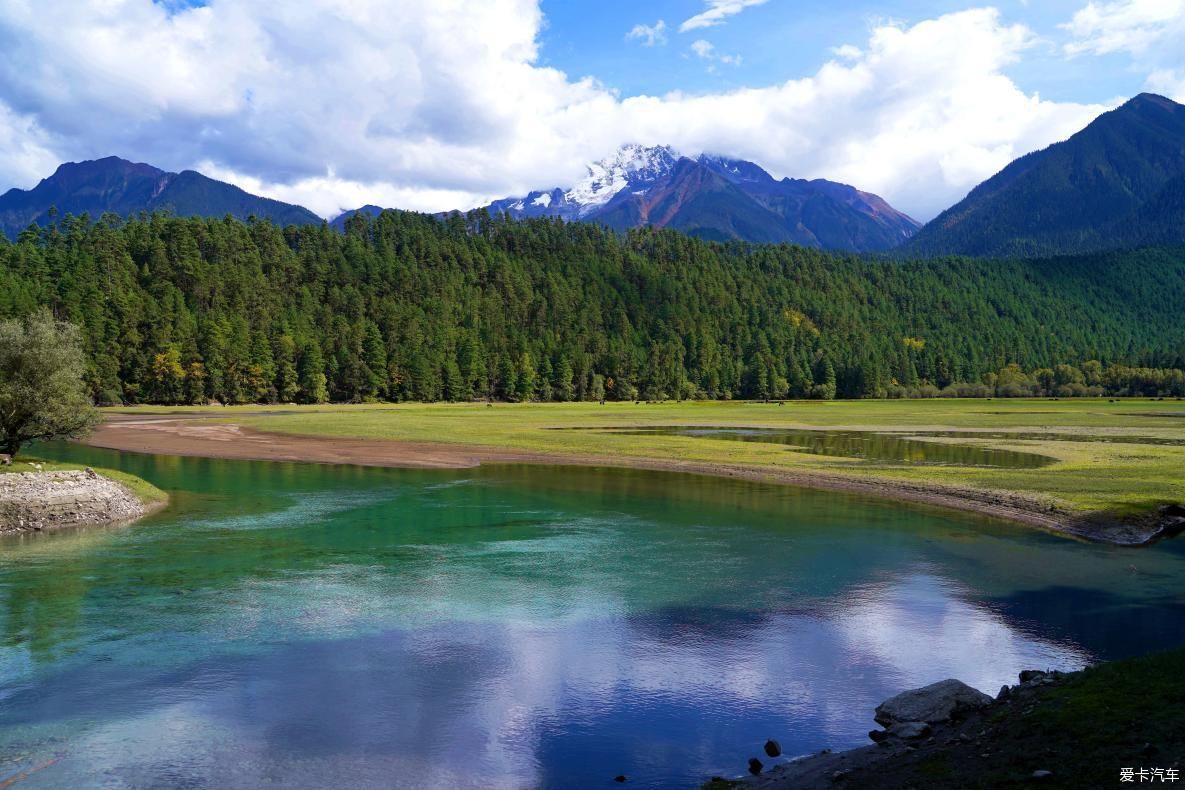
19 94 1185 256
333 144 921 252
485 145 921 252
905 93 1185 257
0 156 321 238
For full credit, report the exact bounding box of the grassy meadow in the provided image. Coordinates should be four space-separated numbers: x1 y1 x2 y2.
109 398 1185 519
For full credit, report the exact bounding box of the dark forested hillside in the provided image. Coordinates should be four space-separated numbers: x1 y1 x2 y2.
905 93 1185 257
1 209 1183 405
0 157 322 239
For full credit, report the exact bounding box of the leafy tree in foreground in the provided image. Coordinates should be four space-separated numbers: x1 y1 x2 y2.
0 311 100 459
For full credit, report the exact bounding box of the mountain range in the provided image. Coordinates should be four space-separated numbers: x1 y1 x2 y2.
4 92 1185 255
336 144 921 252
905 93 1185 257
0 156 320 239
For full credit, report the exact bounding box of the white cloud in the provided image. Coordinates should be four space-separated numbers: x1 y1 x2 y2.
680 0 769 33
831 44 864 61
1063 0 1185 55
1148 68 1185 101
690 39 742 68
0 102 60 190
627 19 667 47
194 162 489 223
641 8 1107 218
0 3 1110 221
1063 1 1185 101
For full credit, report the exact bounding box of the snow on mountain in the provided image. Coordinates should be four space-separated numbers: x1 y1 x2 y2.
481 144 920 251
564 144 679 216
489 144 679 221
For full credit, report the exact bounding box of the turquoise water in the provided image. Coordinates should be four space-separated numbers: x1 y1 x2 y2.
2 445 1184 788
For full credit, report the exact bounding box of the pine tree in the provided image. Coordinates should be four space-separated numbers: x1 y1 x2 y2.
298 339 329 404
555 356 575 402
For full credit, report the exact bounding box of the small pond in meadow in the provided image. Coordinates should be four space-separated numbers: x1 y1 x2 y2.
584 426 1056 468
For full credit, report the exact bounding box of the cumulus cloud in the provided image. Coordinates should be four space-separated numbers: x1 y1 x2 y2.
0 3 1110 220
680 0 770 33
637 8 1106 218
627 20 667 47
1063 0 1185 101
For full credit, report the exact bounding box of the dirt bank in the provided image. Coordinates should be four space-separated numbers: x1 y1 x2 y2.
0 469 158 535
88 415 1178 546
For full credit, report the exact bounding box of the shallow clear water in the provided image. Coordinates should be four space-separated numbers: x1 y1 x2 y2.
590 426 1055 467
2 445 1184 788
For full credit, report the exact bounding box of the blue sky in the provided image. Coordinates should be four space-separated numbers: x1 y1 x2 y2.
0 1 1182 220
539 0 1143 103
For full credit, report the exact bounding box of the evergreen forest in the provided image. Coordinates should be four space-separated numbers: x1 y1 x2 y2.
1 209 1183 405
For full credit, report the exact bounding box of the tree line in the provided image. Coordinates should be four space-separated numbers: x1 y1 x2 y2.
1 209 1184 405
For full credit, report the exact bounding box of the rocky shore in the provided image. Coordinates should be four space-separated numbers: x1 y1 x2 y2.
710 654 1185 789
727 678 1011 788
0 470 153 534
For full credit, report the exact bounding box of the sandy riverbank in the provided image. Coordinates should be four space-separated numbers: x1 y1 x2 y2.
87 414 1182 546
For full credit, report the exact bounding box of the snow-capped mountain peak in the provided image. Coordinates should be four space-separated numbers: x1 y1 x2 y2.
479 143 919 252
565 144 679 216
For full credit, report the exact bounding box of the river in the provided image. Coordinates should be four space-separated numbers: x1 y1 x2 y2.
2 444 1183 787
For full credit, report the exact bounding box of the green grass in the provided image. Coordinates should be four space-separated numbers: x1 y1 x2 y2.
882 649 1185 789
1029 651 1185 776
702 648 1185 788
109 398 1185 520
0 457 167 506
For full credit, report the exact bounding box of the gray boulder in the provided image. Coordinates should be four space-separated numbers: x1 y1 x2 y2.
887 721 931 740
874 679 994 726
